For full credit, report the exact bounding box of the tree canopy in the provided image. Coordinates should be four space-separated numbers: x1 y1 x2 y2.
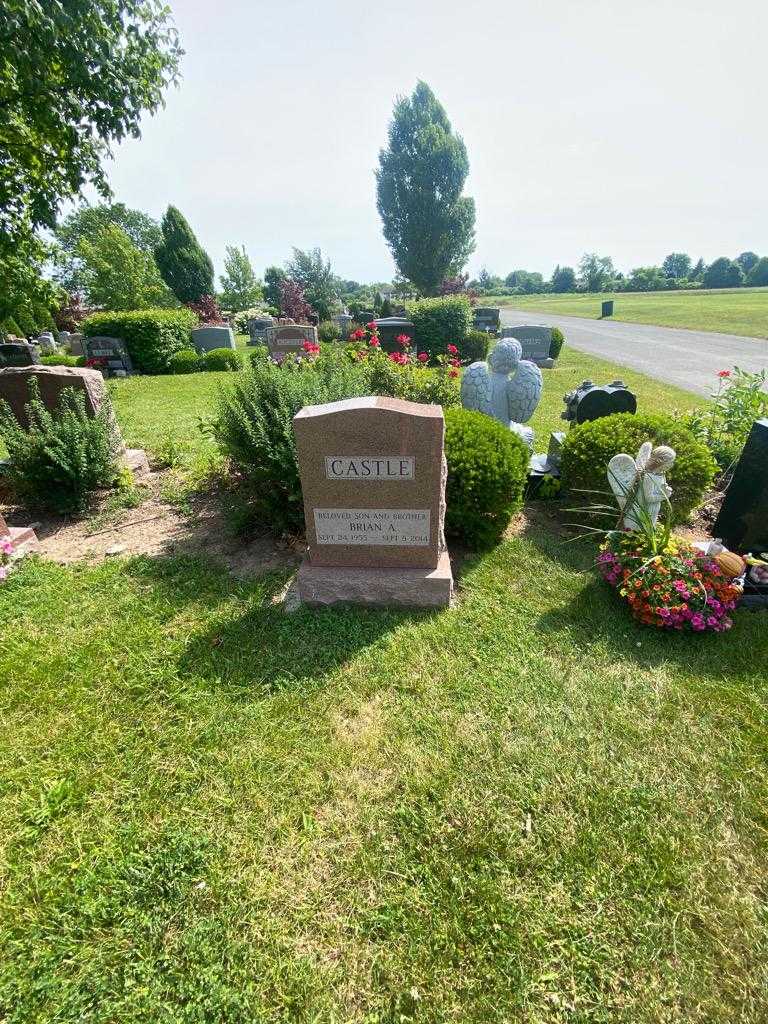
285 248 339 321
551 265 576 293
77 224 175 310
376 82 475 295
154 206 215 304
662 253 692 280
219 245 263 312
703 257 743 289
0 0 182 258
578 253 615 292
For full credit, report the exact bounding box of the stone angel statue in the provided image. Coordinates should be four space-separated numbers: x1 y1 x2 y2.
608 442 676 530
460 339 543 450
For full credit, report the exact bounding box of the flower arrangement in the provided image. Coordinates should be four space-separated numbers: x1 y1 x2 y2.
84 356 108 371
598 531 740 632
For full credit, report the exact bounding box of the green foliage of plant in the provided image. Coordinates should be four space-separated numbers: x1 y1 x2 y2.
549 326 565 359
168 349 201 375
213 355 370 533
83 308 197 375
703 257 743 289
0 378 120 513
219 245 262 312
318 320 342 343
13 306 37 337
40 354 81 367
363 352 461 408
443 407 529 548
561 413 716 523
376 82 475 294
154 206 214 305
200 348 243 372
746 257 768 287
2 317 23 338
681 368 768 471
406 296 472 357
76 223 175 310
462 329 491 363
263 266 287 310
285 248 339 321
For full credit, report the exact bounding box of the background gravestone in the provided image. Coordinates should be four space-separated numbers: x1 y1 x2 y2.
60 331 85 356
246 316 274 346
191 325 236 353
713 419 768 553
562 379 637 425
500 326 555 367
265 325 318 357
0 342 41 368
334 313 353 339
473 307 500 333
83 336 133 376
373 317 416 353
293 396 452 606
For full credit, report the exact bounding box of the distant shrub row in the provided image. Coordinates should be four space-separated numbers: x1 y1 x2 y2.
83 308 198 374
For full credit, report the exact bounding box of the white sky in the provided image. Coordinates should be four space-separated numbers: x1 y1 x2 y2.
102 0 768 284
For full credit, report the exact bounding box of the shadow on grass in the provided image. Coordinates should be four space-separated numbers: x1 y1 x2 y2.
121 554 439 697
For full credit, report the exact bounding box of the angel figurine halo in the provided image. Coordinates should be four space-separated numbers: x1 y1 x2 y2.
608 442 676 531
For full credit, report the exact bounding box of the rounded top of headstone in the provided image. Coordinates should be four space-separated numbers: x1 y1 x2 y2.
294 395 444 422
488 338 522 374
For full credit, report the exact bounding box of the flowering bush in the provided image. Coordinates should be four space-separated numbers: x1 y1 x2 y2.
598 531 740 632
680 367 768 472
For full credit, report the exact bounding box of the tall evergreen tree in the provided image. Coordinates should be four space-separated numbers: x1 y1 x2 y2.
376 82 475 295
154 206 214 304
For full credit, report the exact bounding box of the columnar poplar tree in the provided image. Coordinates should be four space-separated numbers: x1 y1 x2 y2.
376 82 475 296
154 206 215 305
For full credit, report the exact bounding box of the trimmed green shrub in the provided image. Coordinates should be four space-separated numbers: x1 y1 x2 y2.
560 412 716 524
214 355 370 533
2 317 23 338
40 354 80 367
14 306 37 337
200 348 243 372
83 308 197 374
406 295 472 357
318 320 341 343
363 352 461 408
0 377 120 513
443 407 529 548
549 326 565 359
462 329 491 363
168 349 201 374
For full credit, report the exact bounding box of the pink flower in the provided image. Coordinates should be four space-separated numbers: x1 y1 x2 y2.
1 538 12 555
447 343 458 355
418 352 429 363
718 369 731 378
369 337 380 348
366 321 377 330
395 334 411 346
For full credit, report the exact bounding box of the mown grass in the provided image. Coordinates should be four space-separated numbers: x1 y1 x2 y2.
485 288 768 339
1 524 767 1021
107 347 706 463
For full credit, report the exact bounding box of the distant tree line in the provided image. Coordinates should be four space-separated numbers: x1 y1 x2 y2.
468 250 768 296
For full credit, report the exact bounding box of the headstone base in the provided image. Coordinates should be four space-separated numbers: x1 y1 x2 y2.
297 550 453 608
534 357 556 369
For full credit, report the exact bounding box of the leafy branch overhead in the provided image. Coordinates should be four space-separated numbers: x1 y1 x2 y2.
0 0 183 255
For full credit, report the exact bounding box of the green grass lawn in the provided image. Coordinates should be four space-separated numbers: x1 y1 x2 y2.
485 288 768 339
108 347 706 462
2 526 766 1021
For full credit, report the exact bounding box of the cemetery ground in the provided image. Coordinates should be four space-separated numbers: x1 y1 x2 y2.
487 287 768 339
1 351 767 1021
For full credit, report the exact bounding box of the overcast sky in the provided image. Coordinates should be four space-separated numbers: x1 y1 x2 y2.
102 0 767 284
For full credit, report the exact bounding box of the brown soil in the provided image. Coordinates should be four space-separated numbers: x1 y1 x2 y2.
1 470 299 579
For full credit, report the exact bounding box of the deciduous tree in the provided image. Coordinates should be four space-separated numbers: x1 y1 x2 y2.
578 253 615 292
703 257 743 289
662 252 692 280
285 248 339 321
219 245 262 312
376 82 475 295
550 265 576 293
78 224 175 310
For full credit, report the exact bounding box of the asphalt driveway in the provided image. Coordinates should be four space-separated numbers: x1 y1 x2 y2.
500 309 768 396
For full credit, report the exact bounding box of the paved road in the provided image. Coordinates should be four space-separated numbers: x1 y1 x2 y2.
500 309 768 397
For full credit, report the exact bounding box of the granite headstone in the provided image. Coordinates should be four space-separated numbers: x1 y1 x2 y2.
473 307 501 333
293 396 452 606
265 324 318 357
500 325 554 367
191 325 236 353
83 335 133 376
0 342 41 368
373 317 416 353
246 316 275 346
713 419 768 553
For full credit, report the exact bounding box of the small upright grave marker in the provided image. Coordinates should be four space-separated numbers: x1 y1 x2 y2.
83 336 133 377
473 307 500 333
500 325 554 367
246 316 274 346
0 342 41 368
373 317 416 353
293 396 452 606
192 325 236 353
265 324 318 357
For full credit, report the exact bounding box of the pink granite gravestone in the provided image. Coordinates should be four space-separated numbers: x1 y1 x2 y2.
293 396 453 607
0 511 40 557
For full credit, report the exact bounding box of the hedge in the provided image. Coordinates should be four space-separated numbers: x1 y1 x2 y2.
82 308 198 374
405 296 472 358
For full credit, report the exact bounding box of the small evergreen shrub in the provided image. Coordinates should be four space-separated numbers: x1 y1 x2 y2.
549 327 565 359
443 407 529 548
560 413 716 523
2 317 23 338
214 356 370 533
200 348 243 372
168 349 201 374
40 354 80 367
83 308 198 375
0 378 120 513
462 329 491 363
318 320 341 343
406 296 472 357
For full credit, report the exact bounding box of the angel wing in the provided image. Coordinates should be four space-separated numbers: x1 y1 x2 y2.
508 360 543 424
607 453 638 509
634 441 653 472
460 362 493 416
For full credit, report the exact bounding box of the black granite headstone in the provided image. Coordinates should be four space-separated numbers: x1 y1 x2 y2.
0 342 41 368
713 419 768 553
83 335 133 376
373 317 416 353
562 379 637 425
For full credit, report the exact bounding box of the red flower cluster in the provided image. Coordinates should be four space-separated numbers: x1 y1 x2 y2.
598 533 740 632
718 369 732 378
396 334 412 347
302 339 320 356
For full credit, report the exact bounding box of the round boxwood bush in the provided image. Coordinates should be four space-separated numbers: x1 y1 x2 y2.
318 320 341 343
462 328 491 364
200 347 243 372
169 348 201 374
444 407 529 548
560 412 716 524
549 326 565 358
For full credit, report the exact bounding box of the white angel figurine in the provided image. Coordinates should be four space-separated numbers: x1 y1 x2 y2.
608 442 676 530
460 339 543 450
